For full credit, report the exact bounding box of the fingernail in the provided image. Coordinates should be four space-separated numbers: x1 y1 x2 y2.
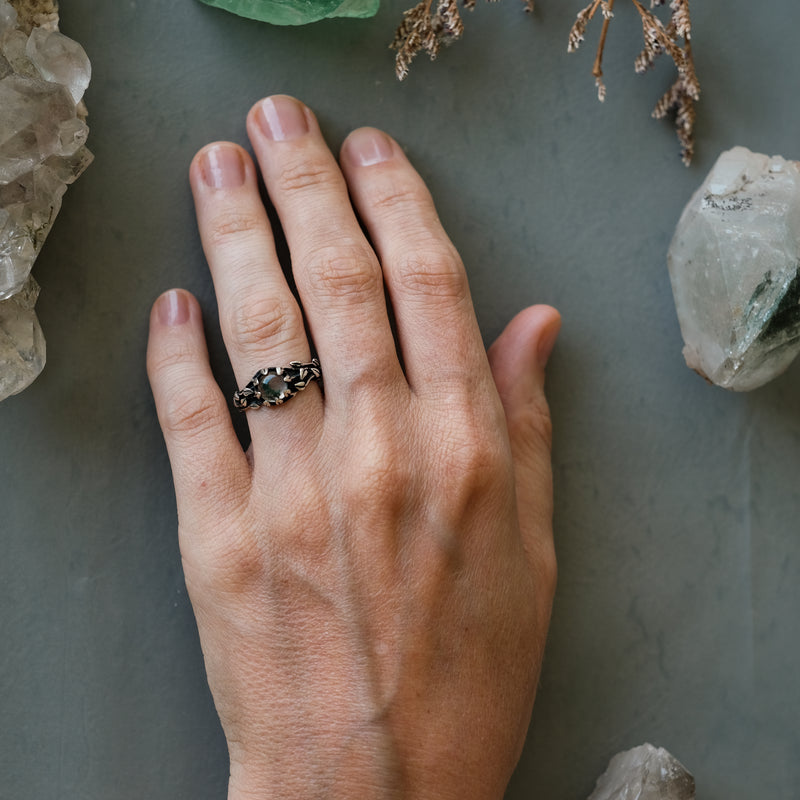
537 319 561 366
199 144 246 189
157 290 191 327
258 96 309 142
343 128 394 167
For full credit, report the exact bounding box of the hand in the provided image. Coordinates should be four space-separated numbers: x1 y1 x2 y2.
147 94 560 800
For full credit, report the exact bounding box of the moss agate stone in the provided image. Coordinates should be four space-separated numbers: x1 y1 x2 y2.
197 0 379 26
668 146 800 391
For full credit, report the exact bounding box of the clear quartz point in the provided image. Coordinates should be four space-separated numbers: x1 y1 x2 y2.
25 27 91 104
668 146 800 391
0 275 45 400
588 744 695 800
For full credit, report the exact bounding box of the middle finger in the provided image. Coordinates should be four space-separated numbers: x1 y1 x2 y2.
246 95 405 410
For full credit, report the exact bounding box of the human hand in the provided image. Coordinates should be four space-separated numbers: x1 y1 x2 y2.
147 95 561 800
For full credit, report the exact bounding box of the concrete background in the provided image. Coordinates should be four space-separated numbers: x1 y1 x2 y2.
2 0 799 797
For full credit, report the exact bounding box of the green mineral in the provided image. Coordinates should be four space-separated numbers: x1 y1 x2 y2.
196 0 379 25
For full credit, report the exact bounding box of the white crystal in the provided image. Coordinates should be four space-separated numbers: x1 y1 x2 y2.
0 274 45 399
0 0 93 298
25 27 91 104
668 146 800 391
588 743 695 800
0 0 91 400
0 1 17 36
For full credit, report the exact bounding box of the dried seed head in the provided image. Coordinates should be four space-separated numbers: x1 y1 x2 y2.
596 75 607 102
422 27 440 58
670 0 691 39
391 1 434 80
651 75 697 164
436 0 465 41
652 79 681 119
568 4 594 53
634 45 657 73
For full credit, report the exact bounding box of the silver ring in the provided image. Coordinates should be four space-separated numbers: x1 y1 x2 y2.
233 359 322 410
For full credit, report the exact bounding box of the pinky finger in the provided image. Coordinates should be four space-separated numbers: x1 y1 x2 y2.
147 290 250 527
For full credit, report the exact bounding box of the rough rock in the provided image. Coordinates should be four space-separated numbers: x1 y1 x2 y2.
668 146 800 390
0 0 91 400
0 275 44 398
588 743 695 800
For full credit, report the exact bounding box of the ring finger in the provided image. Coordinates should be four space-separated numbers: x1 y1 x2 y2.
189 142 320 446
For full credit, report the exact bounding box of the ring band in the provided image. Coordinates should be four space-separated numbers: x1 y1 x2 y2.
233 359 322 410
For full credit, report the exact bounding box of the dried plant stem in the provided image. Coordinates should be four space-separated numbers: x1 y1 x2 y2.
570 0 699 163
592 0 615 101
391 0 701 164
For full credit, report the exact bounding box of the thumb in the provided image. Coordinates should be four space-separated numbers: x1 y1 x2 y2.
487 305 561 563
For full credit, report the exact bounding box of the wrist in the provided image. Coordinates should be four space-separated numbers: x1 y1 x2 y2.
225 733 405 800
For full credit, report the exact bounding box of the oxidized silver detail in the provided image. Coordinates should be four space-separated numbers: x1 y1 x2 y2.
233 359 322 410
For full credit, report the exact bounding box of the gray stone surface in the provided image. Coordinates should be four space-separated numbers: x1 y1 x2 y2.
1 1 799 798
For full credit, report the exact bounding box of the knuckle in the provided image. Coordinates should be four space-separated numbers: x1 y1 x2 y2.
454 434 506 485
344 424 410 511
199 528 268 597
221 536 266 587
274 158 337 195
206 210 263 249
370 179 425 214
160 385 223 441
394 248 468 303
437 423 510 503
147 340 196 379
304 246 382 303
227 293 301 351
249 475 325 541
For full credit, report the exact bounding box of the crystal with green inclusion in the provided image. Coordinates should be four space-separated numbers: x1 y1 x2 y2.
196 0 379 26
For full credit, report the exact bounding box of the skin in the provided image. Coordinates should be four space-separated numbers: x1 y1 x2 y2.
146 94 561 800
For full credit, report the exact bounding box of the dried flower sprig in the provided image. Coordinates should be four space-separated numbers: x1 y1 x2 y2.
391 0 699 164
569 0 699 164
391 0 533 81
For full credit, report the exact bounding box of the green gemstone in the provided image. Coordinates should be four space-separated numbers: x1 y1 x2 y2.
259 373 290 402
196 0 379 26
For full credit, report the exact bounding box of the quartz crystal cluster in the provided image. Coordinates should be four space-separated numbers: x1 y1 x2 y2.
668 146 800 391
588 744 695 800
0 0 91 400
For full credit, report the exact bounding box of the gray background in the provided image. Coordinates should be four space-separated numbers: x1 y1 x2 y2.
2 0 799 797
